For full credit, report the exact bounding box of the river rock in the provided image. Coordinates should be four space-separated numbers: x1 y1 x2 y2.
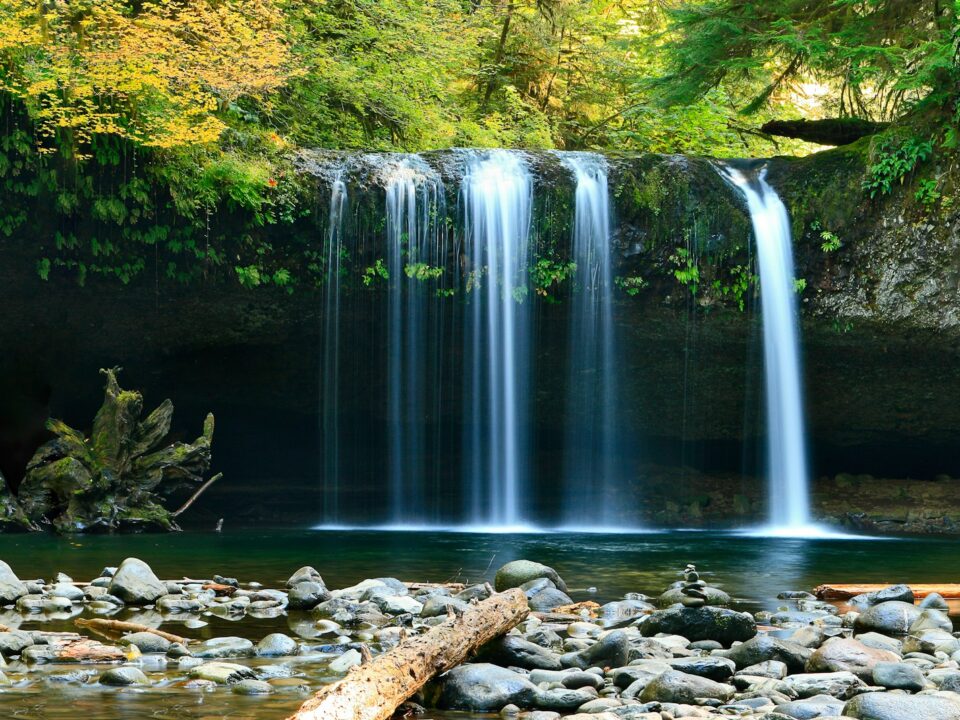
610 662 671 690
639 669 734 703
658 586 732 607
640 605 756 646
849 585 914 608
256 633 298 657
853 601 922 635
871 660 925 691
188 662 257 684
329 649 361 672
737 660 788 679
904 628 960 654
919 592 949 610
668 655 736 680
108 558 166 605
560 630 630 669
373 594 422 615
100 667 150 686
288 581 330 611
157 595 205 613
774 693 845 719
842 692 960 719
495 561 568 593
805 637 900 680
0 561 27 605
781 671 865 699
421 595 470 618
437 663 590 711
49 583 84 602
191 637 255 659
120 632 170 654
232 678 275 694
560 671 603 690
723 635 812 673
478 635 562 670
286 566 324 587
854 632 902 654
0 630 34 656
908 608 953 633
529 588 573 612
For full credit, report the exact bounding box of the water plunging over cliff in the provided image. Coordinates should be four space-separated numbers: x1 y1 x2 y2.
723 165 812 533
384 157 447 524
461 151 534 529
560 153 626 528
321 174 347 524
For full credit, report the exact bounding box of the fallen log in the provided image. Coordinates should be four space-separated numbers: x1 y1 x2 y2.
815 583 960 600
760 118 889 146
75 618 191 645
287 588 529 720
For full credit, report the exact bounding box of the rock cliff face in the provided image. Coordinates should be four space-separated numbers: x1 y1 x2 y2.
0 147 956 529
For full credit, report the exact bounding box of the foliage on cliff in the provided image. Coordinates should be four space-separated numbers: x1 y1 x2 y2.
0 0 954 290
2 368 219 533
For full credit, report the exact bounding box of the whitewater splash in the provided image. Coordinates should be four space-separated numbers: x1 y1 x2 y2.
722 165 814 535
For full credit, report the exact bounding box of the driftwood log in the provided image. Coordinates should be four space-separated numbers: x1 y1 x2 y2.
815 583 960 600
287 588 529 720
3 368 219 533
75 618 192 645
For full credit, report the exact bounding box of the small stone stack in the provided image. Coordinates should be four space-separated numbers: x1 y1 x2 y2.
679 564 707 607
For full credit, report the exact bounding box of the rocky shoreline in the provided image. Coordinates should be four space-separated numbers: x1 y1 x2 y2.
0 556 958 719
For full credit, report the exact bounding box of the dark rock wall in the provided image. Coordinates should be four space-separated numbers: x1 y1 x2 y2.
0 147 956 526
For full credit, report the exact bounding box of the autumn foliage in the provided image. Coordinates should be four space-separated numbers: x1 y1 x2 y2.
0 0 295 157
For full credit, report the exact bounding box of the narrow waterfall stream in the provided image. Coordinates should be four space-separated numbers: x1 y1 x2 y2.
560 153 626 528
461 151 534 529
320 173 347 525
384 157 446 524
723 166 813 533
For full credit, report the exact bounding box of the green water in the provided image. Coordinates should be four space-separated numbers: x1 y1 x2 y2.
0 529 956 719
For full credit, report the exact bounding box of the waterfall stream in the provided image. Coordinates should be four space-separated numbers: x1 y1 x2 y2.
320 174 347 525
723 165 813 533
461 151 534 529
384 157 446 524
560 153 625 528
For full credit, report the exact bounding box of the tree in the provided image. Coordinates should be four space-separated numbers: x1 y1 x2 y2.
656 0 958 121
0 0 295 157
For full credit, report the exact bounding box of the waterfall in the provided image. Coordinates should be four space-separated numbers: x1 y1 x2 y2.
723 165 812 532
383 157 446 524
321 174 348 524
559 153 625 527
461 151 534 529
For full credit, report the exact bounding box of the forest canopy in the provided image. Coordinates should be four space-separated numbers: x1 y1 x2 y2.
1 0 955 158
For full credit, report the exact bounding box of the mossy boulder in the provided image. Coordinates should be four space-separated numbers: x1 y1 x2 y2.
494 560 568 593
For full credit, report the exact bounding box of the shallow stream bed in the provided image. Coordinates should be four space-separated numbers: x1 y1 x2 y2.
0 528 957 719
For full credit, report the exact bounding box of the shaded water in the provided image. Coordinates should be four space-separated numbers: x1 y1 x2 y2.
0 529 956 719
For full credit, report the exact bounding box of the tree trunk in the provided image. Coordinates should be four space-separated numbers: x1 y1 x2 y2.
815 583 960 600
287 588 529 720
760 118 889 146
